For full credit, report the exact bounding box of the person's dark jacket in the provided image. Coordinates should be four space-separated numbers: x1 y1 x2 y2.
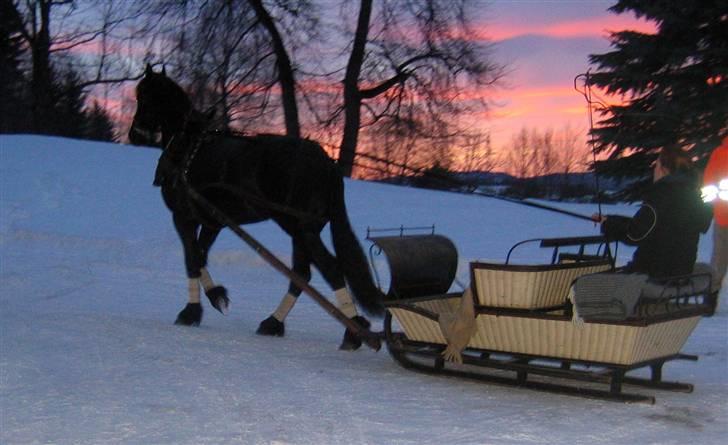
601 171 713 279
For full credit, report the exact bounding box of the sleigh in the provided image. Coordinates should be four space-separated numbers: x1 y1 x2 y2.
368 230 716 403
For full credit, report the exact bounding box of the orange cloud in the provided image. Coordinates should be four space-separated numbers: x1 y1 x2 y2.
485 85 586 144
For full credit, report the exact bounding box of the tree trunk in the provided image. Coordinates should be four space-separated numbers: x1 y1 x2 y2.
30 0 53 134
248 0 300 138
338 0 372 177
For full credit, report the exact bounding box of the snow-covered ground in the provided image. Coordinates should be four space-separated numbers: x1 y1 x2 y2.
1 135 726 444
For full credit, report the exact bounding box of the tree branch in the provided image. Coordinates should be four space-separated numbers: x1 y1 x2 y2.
359 52 442 99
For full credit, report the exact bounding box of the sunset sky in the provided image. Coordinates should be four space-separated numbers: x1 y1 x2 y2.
99 0 655 171
473 0 654 151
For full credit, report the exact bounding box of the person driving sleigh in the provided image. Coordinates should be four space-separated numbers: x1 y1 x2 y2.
593 149 713 278
570 149 714 321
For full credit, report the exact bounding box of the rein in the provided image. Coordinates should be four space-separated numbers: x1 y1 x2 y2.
350 152 596 222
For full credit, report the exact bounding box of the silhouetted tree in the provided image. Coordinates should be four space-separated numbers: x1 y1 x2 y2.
130 0 503 175
85 100 116 141
53 64 88 138
588 0 728 197
335 0 504 176
138 0 296 134
248 0 301 137
13 0 145 135
244 0 503 177
0 0 29 133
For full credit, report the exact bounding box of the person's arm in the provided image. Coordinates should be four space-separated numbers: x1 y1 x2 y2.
600 204 657 246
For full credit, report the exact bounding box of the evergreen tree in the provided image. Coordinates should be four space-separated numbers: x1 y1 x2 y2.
0 0 29 133
588 0 728 196
52 66 88 138
85 101 117 142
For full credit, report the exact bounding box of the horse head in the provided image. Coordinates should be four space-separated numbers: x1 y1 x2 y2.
128 64 192 148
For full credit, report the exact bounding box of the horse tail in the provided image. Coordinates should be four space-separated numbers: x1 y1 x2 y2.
328 172 384 317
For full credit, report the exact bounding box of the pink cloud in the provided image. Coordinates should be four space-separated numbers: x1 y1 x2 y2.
477 15 657 42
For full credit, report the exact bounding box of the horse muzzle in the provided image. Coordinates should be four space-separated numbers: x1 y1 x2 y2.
128 123 160 147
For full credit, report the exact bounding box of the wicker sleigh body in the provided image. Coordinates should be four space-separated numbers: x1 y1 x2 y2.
370 233 715 403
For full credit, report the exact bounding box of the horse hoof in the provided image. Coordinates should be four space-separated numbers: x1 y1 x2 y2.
256 316 285 337
206 286 230 315
339 316 370 351
175 303 202 326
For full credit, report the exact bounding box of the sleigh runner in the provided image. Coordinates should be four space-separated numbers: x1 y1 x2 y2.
369 231 715 403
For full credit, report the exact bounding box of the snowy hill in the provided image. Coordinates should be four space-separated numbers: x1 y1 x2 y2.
1 135 726 444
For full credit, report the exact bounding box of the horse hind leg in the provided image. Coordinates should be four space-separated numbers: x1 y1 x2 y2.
257 239 311 337
199 226 229 315
256 292 296 337
335 289 371 351
301 232 370 351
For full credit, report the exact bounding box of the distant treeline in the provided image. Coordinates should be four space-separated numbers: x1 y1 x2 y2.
380 165 636 203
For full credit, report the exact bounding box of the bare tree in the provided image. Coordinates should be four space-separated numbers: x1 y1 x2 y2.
507 127 534 180
460 132 501 174
12 0 144 133
533 128 558 177
117 0 503 176
333 0 504 176
162 1 280 132
242 0 503 177
364 122 419 180
504 124 592 198
15 0 57 132
248 0 300 137
555 124 588 176
529 128 559 196
135 0 321 136
554 124 590 195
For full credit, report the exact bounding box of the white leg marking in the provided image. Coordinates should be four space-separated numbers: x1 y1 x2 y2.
200 268 215 292
335 288 358 318
188 278 201 304
272 293 298 322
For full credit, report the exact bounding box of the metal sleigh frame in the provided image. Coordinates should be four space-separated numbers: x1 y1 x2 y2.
367 229 716 404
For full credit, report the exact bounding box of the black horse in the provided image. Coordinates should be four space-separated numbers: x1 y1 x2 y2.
128 65 382 349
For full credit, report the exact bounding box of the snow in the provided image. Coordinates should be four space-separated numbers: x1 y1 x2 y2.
1 135 726 444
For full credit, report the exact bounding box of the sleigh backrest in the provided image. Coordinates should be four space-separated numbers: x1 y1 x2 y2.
471 259 612 309
368 233 458 300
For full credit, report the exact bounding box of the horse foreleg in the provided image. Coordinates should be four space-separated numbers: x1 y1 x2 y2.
256 238 311 337
198 227 229 315
302 233 370 351
173 216 205 326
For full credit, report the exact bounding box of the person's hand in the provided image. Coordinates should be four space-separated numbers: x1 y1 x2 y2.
591 213 606 223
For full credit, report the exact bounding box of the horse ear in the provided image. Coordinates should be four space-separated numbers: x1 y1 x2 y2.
162 65 167 76
145 63 154 76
